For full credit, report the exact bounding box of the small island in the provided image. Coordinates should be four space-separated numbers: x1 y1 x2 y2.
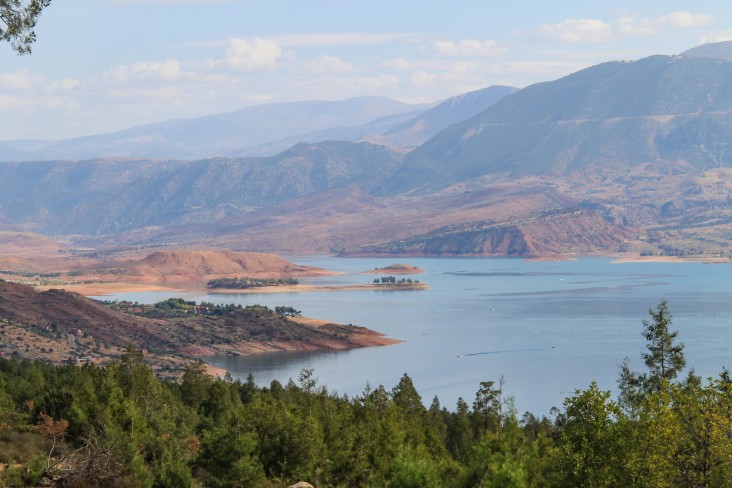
367 263 424 274
370 275 427 290
207 277 299 289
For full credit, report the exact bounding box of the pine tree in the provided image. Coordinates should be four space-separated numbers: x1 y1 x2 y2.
619 300 686 413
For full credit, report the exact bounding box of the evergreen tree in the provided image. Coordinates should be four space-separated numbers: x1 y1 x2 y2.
1 0 51 54
641 301 685 390
619 300 685 412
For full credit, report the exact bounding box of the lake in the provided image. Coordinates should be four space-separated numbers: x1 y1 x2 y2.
94 256 732 416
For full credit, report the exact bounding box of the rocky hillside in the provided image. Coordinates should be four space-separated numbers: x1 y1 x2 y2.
0 141 401 234
364 85 518 150
4 47 732 259
683 40 732 62
0 281 398 375
381 54 732 195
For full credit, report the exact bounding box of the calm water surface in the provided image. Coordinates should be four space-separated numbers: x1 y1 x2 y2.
95 257 732 415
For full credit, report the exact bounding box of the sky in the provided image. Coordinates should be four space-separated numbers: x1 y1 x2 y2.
2 0 731 141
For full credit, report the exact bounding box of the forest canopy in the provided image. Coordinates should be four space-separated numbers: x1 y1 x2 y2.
1 302 731 487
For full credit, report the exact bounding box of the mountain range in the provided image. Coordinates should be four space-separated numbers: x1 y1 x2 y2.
3 42 732 259
0 97 424 161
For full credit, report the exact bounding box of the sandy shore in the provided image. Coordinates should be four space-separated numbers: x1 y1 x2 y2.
207 283 429 294
204 363 229 378
28 280 428 297
192 313 402 378
610 254 732 264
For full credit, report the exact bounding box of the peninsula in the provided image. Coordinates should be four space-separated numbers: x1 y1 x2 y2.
0 281 400 378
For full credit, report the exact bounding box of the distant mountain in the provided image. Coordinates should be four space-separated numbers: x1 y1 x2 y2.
364 85 519 150
5 50 732 259
0 141 401 234
0 141 43 161
235 109 425 157
0 97 427 161
683 40 732 62
380 54 732 195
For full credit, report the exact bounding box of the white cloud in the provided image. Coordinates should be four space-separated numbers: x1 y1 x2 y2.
538 19 614 43
341 74 400 91
698 33 732 44
0 95 26 109
410 71 437 88
45 78 81 94
660 11 713 28
110 0 235 4
1 70 44 90
307 55 353 74
434 39 505 57
380 58 416 71
489 60 591 78
106 60 182 82
270 32 417 47
615 16 658 37
218 38 283 71
540 11 714 44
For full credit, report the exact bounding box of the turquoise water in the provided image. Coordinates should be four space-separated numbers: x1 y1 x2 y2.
95 257 732 415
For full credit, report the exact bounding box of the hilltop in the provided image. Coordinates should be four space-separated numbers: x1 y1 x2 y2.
126 250 327 281
0 250 332 296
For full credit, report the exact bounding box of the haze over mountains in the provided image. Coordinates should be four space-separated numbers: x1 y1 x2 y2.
0 97 427 161
3 42 732 259
0 86 520 162
386 54 732 194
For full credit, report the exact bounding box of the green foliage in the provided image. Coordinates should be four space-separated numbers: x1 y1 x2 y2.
275 305 302 317
155 298 196 310
373 276 420 285
391 445 444 488
641 300 685 388
0 303 731 486
207 277 299 289
556 382 623 487
619 300 686 414
0 0 51 55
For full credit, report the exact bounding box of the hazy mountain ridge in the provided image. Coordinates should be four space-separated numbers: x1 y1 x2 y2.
4 45 732 258
0 97 428 162
0 141 401 234
683 40 732 62
362 85 518 150
381 54 732 195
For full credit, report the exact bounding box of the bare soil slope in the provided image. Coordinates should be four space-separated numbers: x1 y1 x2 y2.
128 250 326 280
0 281 398 376
0 232 61 257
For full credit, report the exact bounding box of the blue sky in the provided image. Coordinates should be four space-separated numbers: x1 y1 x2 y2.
2 0 730 140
